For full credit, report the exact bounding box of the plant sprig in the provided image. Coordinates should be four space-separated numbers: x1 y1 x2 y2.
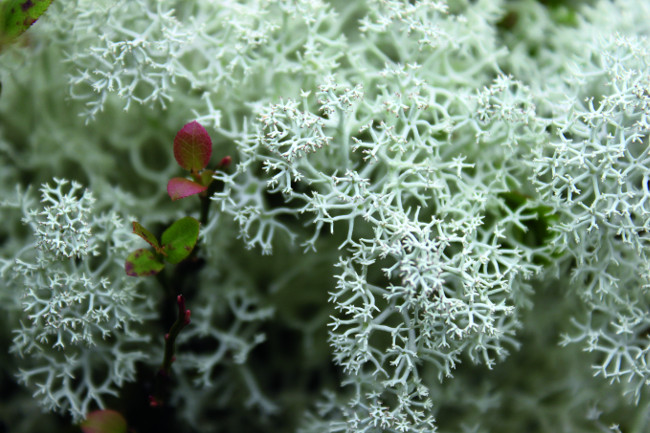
122 120 229 412
124 217 200 277
167 121 214 201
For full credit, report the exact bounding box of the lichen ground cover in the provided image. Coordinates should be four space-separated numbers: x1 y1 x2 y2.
1 1 650 432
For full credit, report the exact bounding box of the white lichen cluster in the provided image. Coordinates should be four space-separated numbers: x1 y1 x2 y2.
1 0 650 432
1 180 155 421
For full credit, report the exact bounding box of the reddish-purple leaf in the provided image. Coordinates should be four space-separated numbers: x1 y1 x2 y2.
167 177 207 201
80 410 127 433
173 121 212 172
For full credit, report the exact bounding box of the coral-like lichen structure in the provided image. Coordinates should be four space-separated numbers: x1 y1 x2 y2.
1 1 649 432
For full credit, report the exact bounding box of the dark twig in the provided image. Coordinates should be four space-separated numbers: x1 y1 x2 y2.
161 295 191 377
149 294 191 407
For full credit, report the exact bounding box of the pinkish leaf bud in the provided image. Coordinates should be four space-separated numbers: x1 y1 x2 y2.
218 155 232 168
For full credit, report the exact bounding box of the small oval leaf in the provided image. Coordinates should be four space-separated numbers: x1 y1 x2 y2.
132 221 165 255
161 216 200 264
125 248 165 277
173 121 212 172
167 177 207 201
0 0 53 46
80 410 127 433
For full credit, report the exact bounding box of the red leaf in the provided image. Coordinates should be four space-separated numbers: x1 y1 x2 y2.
80 410 127 433
173 121 212 172
167 177 207 201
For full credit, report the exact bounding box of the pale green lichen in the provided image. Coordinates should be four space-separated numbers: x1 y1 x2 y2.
1 0 650 432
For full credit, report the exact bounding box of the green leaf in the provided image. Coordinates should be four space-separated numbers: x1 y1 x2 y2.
161 216 200 264
0 0 53 47
80 410 127 433
199 169 215 187
173 121 212 172
132 221 165 255
125 248 165 277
